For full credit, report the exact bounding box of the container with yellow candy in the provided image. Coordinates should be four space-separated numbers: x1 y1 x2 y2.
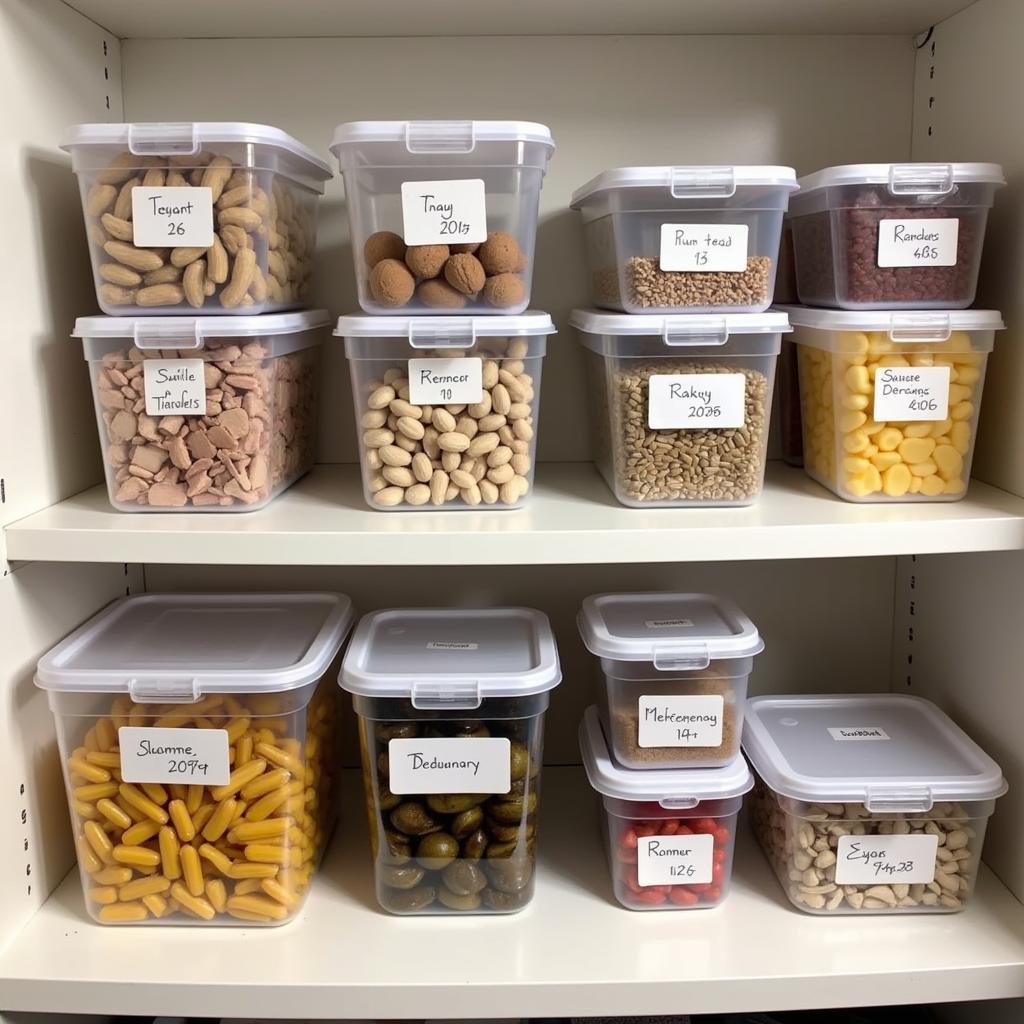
785 308 1004 501
36 592 353 925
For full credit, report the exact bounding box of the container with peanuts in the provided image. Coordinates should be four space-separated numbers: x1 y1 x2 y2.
35 592 353 925
337 313 555 510
61 122 331 315
785 307 1004 502
742 694 1007 916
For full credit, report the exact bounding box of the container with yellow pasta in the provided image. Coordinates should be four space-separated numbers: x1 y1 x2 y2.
36 592 352 925
785 308 1004 502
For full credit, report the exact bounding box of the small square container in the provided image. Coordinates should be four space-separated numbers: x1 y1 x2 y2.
75 310 327 512
579 706 752 911
784 306 1004 502
743 694 1007 915
339 607 561 915
61 122 331 315
790 162 1004 309
330 121 555 315
572 309 787 507
35 592 354 925
570 166 797 314
337 312 555 510
578 592 764 770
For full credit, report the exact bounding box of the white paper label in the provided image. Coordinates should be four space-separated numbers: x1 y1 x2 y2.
638 695 725 748
131 186 214 247
873 366 951 422
877 218 959 268
648 373 746 429
660 223 749 272
400 179 487 246
143 359 205 416
407 357 483 405
645 618 694 629
637 832 715 886
426 641 479 650
118 727 230 785
828 726 891 741
388 737 510 794
835 834 939 884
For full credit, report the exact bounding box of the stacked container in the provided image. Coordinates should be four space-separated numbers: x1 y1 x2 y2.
570 165 796 507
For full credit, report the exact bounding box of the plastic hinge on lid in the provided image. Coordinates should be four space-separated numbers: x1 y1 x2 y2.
864 786 934 814
659 796 700 810
670 166 737 199
128 677 202 704
411 679 482 710
664 317 729 347
133 321 204 351
128 122 201 156
888 163 955 196
889 313 953 344
652 643 710 672
405 121 476 155
408 318 476 349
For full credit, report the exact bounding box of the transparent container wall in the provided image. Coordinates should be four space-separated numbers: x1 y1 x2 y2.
50 678 337 925
583 339 779 507
774 221 799 305
338 141 550 314
353 692 548 915
790 181 998 310
69 142 321 315
597 656 753 770
794 327 991 502
749 776 993 915
346 335 543 510
87 333 320 511
778 339 804 467
600 795 742 910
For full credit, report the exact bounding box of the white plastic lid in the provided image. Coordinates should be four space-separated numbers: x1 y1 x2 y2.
334 311 556 345
340 608 561 707
35 593 354 702
571 309 790 348
779 306 1004 336
580 706 753 806
571 166 797 207
331 120 554 155
742 694 1007 812
578 593 764 672
797 162 1005 196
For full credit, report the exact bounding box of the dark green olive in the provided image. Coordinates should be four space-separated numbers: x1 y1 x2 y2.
482 886 530 911
375 721 418 743
487 855 534 893
376 751 390 777
492 777 528 800
379 864 425 890
381 828 411 865
381 885 436 912
416 832 459 870
509 741 530 782
390 802 441 836
462 827 489 859
378 786 401 812
451 806 484 839
486 817 536 843
487 792 537 824
426 793 486 814
442 860 488 896
452 721 491 737
438 887 482 911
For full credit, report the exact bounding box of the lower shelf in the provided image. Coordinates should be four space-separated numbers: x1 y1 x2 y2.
2 767 1023 1019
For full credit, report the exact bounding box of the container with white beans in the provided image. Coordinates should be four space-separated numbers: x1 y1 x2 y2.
742 694 1007 915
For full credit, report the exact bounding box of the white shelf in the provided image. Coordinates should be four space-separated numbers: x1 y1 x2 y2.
1 767 1022 1019
6 463 1024 567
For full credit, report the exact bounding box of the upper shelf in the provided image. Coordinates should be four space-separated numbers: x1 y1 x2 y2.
6 463 1024 566
67 0 972 39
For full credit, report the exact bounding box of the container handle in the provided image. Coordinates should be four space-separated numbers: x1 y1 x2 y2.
888 313 953 344
405 121 476 155
659 797 699 810
888 163 955 197
863 786 934 814
128 122 201 157
670 166 737 199
652 644 710 672
663 316 729 348
128 677 202 704
411 680 482 710
408 318 477 350
133 321 204 351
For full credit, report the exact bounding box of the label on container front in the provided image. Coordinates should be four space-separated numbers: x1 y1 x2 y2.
877 218 959 268
827 726 891 741
400 179 488 246
835 834 939 884
637 832 715 886
388 737 510 794
873 366 950 421
648 373 746 429
659 223 748 272
644 618 695 629
638 695 724 748
142 359 205 416
131 186 214 247
118 727 230 785
408 357 483 405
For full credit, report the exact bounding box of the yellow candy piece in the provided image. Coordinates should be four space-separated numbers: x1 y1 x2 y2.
843 430 870 454
845 364 871 394
930 417 953 438
877 354 910 368
909 460 938 478
97 901 149 923
903 422 933 439
951 400 974 421
951 421 972 454
838 409 867 433
909 476 923 494
943 478 966 494
843 457 872 475
921 474 946 496
841 392 870 411
956 365 981 386
948 383 973 406
933 445 964 480
882 463 912 497
876 427 903 452
898 437 936 464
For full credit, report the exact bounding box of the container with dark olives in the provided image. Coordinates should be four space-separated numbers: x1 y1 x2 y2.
340 607 561 915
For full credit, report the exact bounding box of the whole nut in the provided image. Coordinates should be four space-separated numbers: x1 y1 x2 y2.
405 245 449 279
416 278 467 309
478 231 524 275
444 253 487 296
364 231 407 267
483 273 525 309
369 259 416 308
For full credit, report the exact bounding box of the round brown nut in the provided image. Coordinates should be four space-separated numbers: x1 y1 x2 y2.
417 278 467 309
369 259 416 308
478 231 524 275
483 273 526 309
450 242 481 254
405 244 449 279
364 231 406 267
444 253 487 296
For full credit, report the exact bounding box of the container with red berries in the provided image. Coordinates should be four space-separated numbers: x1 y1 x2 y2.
579 705 752 911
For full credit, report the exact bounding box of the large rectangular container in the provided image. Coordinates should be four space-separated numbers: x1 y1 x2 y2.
35 593 353 925
331 121 554 315
339 607 561 915
61 122 331 315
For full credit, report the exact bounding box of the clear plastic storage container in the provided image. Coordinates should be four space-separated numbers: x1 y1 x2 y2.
572 309 787 507
578 592 764 770
337 313 554 510
570 166 797 314
61 122 331 315
579 706 752 911
76 311 327 511
339 607 561 915
743 694 1007 915
330 121 555 315
789 163 1004 309
784 306 1003 502
35 592 353 925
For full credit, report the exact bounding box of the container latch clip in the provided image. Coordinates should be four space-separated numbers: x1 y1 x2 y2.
409 318 477 350
411 679 482 711
128 122 201 157
127 677 202 704
863 786 934 814
405 121 476 155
